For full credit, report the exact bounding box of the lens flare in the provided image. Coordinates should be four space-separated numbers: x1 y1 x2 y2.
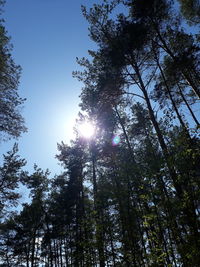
112 135 121 146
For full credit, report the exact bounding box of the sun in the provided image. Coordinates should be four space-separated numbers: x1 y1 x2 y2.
79 122 95 138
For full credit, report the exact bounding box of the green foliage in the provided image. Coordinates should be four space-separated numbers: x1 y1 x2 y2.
178 0 200 24
0 144 26 217
0 1 27 141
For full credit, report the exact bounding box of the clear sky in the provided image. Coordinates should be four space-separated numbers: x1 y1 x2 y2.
1 0 100 176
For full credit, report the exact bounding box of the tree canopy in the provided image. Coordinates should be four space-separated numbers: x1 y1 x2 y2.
0 0 200 266
0 0 26 141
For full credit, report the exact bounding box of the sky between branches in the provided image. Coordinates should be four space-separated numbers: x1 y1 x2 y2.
1 0 101 175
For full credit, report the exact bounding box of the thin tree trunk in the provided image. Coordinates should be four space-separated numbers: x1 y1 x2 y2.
134 63 183 197
152 22 200 99
31 230 36 267
91 141 105 267
108 224 117 267
177 84 200 126
114 105 136 163
154 50 190 133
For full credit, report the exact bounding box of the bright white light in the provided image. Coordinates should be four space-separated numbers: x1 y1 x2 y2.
79 122 95 138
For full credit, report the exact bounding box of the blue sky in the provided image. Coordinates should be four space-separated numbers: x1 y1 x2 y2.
1 0 99 176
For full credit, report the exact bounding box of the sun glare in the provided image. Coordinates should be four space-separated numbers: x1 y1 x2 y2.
79 122 95 138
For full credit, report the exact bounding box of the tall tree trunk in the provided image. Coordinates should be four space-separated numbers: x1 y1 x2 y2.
152 22 200 99
91 141 105 267
31 230 36 267
177 84 200 126
133 63 183 197
114 105 136 162
153 50 190 134
133 64 200 249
